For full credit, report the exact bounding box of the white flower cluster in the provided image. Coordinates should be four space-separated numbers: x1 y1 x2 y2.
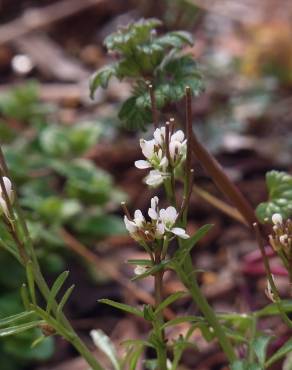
135 126 187 187
124 196 189 243
270 213 291 253
0 176 13 218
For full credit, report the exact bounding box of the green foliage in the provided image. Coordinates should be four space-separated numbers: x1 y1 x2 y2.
40 122 101 157
256 170 292 222
90 18 203 129
0 82 126 369
251 336 272 366
0 81 52 124
98 299 144 318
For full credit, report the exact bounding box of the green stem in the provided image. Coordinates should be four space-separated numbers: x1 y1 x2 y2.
176 261 237 363
247 315 257 363
164 177 176 206
154 251 167 370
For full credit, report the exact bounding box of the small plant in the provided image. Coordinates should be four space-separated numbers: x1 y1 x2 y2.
89 18 292 370
90 18 203 130
0 17 292 370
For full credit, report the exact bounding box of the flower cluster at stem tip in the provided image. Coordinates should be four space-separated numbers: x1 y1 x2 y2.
0 176 13 218
135 125 187 187
124 196 189 243
270 213 291 255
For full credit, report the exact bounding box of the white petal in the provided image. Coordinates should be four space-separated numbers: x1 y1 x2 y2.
159 208 167 223
148 207 158 220
154 127 165 145
0 198 8 218
171 227 189 239
134 209 145 227
140 139 155 159
169 141 181 160
124 216 137 233
156 222 165 236
164 206 178 224
0 176 13 202
160 156 168 170
171 130 185 143
272 213 283 225
151 196 159 209
145 170 164 187
135 160 151 169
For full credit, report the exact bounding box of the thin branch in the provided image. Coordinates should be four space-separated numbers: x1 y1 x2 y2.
190 129 257 228
253 222 292 327
148 83 158 128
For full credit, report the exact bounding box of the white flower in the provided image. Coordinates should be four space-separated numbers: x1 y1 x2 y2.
123 196 189 242
272 213 283 225
140 139 155 159
148 196 159 220
135 160 151 169
135 126 187 187
153 127 166 145
145 170 166 187
133 210 145 227
124 215 138 234
159 206 189 239
0 176 13 218
134 265 148 275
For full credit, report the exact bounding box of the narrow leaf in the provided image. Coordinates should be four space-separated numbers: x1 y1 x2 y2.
56 284 75 321
46 271 69 313
26 261 36 305
255 300 292 317
155 291 186 315
175 224 213 262
131 260 171 281
98 299 144 318
162 316 203 329
0 311 36 328
0 321 44 337
266 338 292 367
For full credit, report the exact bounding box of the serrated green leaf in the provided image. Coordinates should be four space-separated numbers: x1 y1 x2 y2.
90 64 117 98
256 171 292 222
98 299 144 318
119 96 152 130
104 18 162 54
266 337 292 367
155 31 193 49
46 271 69 314
154 291 186 315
